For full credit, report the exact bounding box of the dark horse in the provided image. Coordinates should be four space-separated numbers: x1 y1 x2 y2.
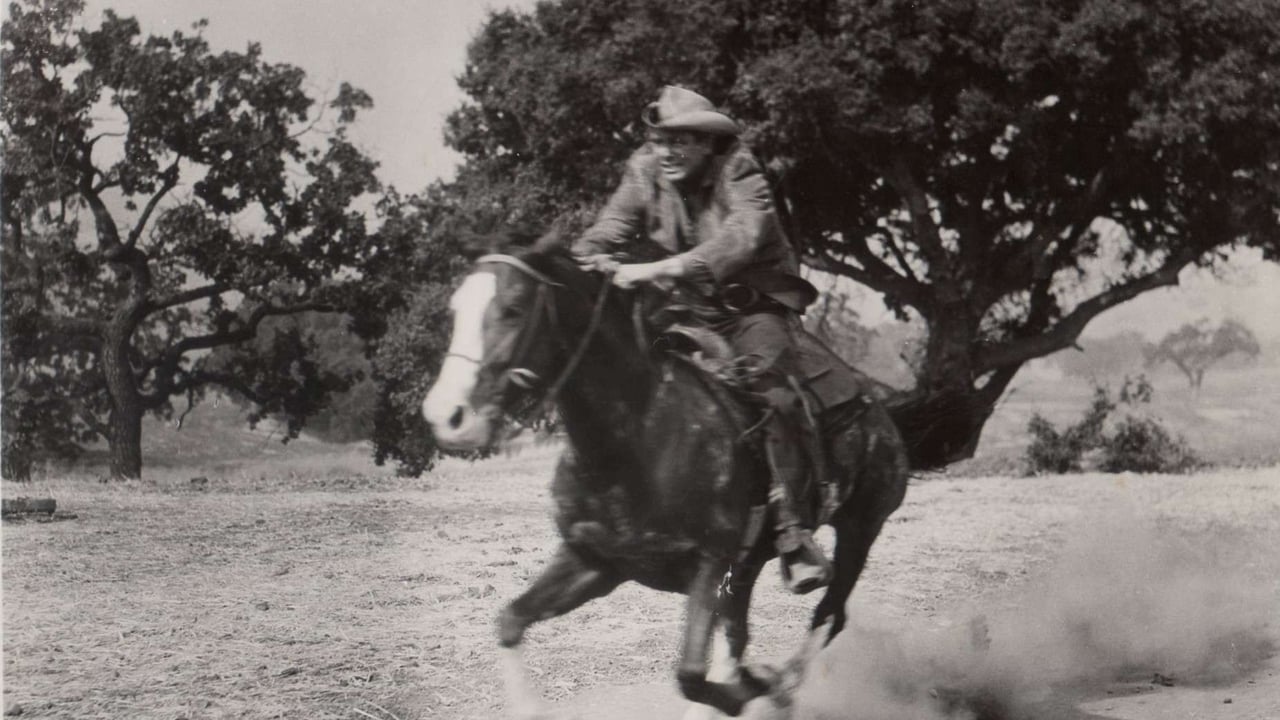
422 239 908 718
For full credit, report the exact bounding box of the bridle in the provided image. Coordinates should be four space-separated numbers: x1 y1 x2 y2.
463 253 611 420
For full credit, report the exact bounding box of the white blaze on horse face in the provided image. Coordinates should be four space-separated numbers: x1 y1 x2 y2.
422 271 497 446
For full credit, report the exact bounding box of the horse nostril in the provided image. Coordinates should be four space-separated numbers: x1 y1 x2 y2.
447 406 465 430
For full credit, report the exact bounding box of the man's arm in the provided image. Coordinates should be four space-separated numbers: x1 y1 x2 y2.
683 148 778 283
572 150 651 259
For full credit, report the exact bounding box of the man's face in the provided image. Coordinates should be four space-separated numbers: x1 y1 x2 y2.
649 130 715 185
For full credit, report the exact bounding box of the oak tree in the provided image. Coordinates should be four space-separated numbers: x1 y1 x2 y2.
2 0 385 478
432 0 1280 467
1144 319 1261 392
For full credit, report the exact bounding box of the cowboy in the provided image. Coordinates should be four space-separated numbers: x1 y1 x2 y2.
573 85 833 594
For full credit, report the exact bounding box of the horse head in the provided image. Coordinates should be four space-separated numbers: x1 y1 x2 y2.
422 237 620 452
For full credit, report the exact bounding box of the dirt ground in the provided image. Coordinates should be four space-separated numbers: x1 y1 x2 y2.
3 445 1278 720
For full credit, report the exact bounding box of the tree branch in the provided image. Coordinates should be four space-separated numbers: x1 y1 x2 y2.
880 228 920 283
148 282 230 313
806 235 931 314
153 369 268 410
138 299 340 406
77 164 123 253
975 249 1199 372
126 158 181 247
880 153 947 274
40 312 103 339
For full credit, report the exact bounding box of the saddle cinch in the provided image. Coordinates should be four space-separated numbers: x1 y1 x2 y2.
654 322 890 536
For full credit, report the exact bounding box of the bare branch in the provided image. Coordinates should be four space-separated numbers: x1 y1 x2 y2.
1022 166 1113 281
77 166 124 253
881 153 946 272
174 388 197 430
975 249 1199 372
91 175 122 194
86 130 126 147
148 282 229 313
807 233 931 314
126 158 181 247
880 230 920 283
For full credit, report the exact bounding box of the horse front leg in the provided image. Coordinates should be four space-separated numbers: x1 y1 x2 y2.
497 542 621 720
676 557 772 717
681 560 767 720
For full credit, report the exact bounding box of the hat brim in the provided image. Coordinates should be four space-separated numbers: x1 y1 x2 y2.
643 103 739 136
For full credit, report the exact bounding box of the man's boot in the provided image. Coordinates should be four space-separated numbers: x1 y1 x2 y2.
764 426 833 594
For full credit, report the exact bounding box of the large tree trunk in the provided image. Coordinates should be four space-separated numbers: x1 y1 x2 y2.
102 328 144 481
883 306 1014 471
106 408 144 482
885 386 1000 470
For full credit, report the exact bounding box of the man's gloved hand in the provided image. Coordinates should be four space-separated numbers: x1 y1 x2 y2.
612 257 685 291
575 253 620 274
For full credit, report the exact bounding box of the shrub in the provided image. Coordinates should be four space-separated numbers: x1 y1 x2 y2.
1025 386 1114 473
1024 376 1197 475
1100 416 1199 474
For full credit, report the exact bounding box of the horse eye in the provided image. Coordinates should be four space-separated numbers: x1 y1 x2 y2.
500 304 524 320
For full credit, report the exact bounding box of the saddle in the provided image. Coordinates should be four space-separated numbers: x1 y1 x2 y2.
654 323 880 529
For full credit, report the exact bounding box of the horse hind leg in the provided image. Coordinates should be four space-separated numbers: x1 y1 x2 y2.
497 542 621 720
808 416 908 645
772 503 894 706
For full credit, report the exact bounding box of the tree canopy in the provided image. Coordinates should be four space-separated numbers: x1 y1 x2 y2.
1 0 395 478
424 0 1280 467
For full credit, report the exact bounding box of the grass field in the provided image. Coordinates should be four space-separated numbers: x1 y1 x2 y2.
3 363 1279 719
4 436 1278 719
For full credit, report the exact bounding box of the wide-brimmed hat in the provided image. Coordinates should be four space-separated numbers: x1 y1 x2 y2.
642 86 739 136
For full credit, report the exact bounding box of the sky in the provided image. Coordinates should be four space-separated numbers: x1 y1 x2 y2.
72 1 1280 342
80 0 540 191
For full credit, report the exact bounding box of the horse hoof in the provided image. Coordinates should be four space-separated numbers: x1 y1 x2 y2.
739 664 792 707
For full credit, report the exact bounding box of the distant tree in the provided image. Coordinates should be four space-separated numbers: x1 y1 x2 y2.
362 187 475 476
2 0 389 479
803 286 873 365
854 319 928 391
427 0 1280 469
207 311 375 443
1051 331 1147 382
1144 319 1261 392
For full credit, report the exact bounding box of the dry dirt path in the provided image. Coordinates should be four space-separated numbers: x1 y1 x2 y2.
3 450 1278 720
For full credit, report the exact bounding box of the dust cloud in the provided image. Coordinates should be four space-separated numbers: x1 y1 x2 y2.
802 512 1279 720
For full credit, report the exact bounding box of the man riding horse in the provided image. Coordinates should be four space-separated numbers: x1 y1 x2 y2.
575 85 844 594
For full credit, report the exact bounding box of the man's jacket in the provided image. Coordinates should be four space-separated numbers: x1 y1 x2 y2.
573 140 816 311
574 140 870 412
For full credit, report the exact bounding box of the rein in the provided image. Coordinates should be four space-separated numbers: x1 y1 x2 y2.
477 253 611 417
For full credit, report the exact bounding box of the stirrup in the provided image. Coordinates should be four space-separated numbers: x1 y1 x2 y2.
775 526 832 595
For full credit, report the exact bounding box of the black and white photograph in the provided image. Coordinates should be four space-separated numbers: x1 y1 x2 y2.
2 1 1278 718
